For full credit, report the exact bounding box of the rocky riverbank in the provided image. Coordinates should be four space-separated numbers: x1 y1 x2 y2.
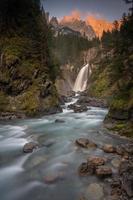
76 138 133 200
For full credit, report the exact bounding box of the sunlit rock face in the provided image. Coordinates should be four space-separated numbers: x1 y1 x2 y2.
60 18 96 40
60 11 117 39
86 16 114 38
50 16 82 37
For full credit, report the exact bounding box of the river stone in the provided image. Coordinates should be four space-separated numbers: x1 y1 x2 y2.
43 139 55 147
124 143 133 155
78 162 95 176
116 145 125 155
73 105 88 113
44 175 59 184
102 144 116 153
85 183 104 200
23 142 38 153
24 156 47 169
120 163 133 197
55 119 65 123
76 138 97 148
96 166 112 177
44 172 65 184
87 156 107 166
111 158 121 168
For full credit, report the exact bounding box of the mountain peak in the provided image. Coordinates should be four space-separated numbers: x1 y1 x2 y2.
50 16 59 28
60 18 96 40
86 16 113 38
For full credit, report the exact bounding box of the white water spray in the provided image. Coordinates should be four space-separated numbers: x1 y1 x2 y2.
73 64 89 92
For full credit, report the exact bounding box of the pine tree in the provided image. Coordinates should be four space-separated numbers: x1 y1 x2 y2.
123 0 133 15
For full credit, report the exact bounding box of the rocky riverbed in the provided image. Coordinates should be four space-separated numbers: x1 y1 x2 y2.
0 94 132 200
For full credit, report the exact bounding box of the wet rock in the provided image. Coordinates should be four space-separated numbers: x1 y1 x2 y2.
44 175 59 184
76 138 97 148
78 162 95 176
124 143 133 155
119 160 133 198
111 158 121 168
122 175 133 198
44 172 65 184
43 105 63 115
76 138 89 148
109 146 133 200
87 156 107 166
96 166 112 178
102 144 116 153
55 119 65 123
68 104 88 113
43 139 55 147
77 96 108 108
23 142 38 153
74 105 88 113
116 145 125 155
85 183 104 200
0 112 25 120
24 155 47 169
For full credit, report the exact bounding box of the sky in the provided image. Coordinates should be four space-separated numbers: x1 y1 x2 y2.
43 0 130 22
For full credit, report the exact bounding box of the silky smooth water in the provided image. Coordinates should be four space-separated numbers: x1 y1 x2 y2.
73 64 89 92
0 97 129 200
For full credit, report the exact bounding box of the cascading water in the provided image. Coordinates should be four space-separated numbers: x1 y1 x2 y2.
73 64 89 92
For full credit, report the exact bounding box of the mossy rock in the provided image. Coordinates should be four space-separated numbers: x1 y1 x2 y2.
18 85 40 116
0 92 9 112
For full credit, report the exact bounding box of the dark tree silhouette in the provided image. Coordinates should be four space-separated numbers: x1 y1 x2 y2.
123 0 133 14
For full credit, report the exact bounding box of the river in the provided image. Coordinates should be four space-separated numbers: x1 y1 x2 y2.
0 96 128 200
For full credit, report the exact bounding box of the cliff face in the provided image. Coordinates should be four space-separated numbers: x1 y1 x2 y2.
88 46 133 137
60 18 96 40
55 64 75 97
86 16 113 38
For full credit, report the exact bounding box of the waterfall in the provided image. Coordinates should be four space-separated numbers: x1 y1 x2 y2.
73 64 89 92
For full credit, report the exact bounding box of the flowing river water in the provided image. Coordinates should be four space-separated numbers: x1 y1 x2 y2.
0 96 129 200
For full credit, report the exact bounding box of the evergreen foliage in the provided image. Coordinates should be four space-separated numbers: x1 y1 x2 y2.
0 0 59 115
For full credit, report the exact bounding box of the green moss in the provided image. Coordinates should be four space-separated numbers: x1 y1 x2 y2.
18 60 39 79
107 121 133 138
19 85 40 116
0 92 9 112
111 98 128 110
114 122 126 130
89 68 110 98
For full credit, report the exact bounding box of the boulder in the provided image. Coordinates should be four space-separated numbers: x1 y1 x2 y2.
116 145 125 156
85 183 104 200
23 142 38 153
78 162 95 176
74 105 88 113
55 119 65 123
119 160 133 198
68 104 88 113
87 156 107 166
111 158 121 168
44 172 65 184
124 143 133 155
44 175 59 184
96 166 112 177
77 96 108 108
102 144 116 153
76 138 97 148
